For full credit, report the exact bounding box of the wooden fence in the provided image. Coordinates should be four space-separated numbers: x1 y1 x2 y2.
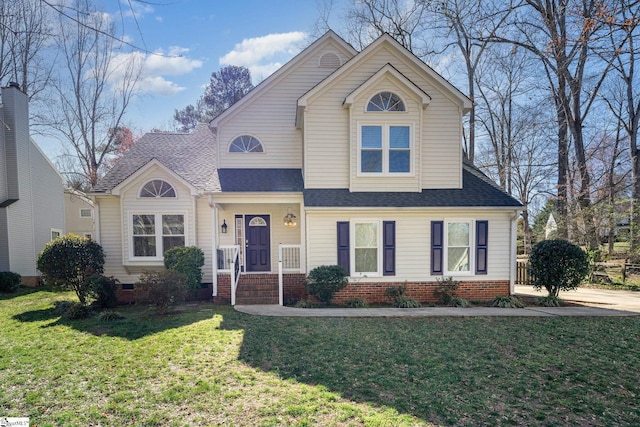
516 260 532 285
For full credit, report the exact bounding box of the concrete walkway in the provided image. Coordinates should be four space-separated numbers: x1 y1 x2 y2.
235 286 640 317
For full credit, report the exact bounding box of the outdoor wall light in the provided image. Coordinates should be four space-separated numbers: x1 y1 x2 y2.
283 208 297 228
221 219 228 234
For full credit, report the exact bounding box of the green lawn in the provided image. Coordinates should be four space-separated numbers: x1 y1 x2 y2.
1 288 639 426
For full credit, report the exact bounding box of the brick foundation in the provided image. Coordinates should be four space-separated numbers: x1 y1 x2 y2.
331 280 510 305
115 283 214 305
212 274 509 305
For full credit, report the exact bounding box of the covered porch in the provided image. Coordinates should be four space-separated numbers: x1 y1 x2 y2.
209 197 306 305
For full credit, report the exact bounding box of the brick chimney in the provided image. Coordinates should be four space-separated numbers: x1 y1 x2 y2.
0 82 29 207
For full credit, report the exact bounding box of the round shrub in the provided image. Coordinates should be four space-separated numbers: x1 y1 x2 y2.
36 234 105 305
64 302 91 320
305 265 348 304
529 239 589 297
0 271 21 293
99 310 125 322
394 295 422 308
164 246 205 296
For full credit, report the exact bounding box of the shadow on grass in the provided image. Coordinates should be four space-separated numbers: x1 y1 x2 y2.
13 301 217 340
0 286 45 301
218 312 640 426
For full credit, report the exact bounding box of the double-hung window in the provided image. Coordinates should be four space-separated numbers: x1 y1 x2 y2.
132 213 185 259
360 125 411 174
353 221 380 276
446 221 471 273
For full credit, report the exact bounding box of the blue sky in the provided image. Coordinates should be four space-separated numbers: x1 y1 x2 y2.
37 0 350 158
111 0 345 132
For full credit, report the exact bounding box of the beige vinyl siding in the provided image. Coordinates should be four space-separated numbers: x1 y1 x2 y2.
96 196 136 283
195 197 213 283
119 166 196 266
216 203 303 272
306 209 513 282
304 43 463 190
218 39 353 170
64 193 94 237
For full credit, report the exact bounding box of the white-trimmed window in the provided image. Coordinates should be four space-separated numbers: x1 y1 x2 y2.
359 124 411 174
50 229 62 241
139 180 176 198
445 221 472 274
80 208 92 218
131 213 185 259
229 135 264 153
352 221 381 276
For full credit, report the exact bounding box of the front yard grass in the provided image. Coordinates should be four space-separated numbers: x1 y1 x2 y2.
1 288 639 426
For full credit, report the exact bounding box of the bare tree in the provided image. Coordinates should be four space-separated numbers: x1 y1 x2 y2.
598 0 640 252
491 0 617 247
48 0 141 187
0 0 52 98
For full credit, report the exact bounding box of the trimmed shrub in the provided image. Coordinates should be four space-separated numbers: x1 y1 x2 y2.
164 246 205 296
344 298 368 308
53 300 73 316
490 295 525 308
529 239 589 297
433 277 460 305
385 285 421 308
36 234 105 305
536 295 562 307
64 302 91 320
448 296 470 308
99 310 125 322
394 295 422 308
305 265 348 304
0 271 21 293
294 299 314 308
86 274 119 309
135 270 188 314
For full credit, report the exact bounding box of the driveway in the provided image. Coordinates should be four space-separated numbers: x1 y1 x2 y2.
514 285 640 313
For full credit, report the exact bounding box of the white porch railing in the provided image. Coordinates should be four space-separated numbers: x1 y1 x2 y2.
218 245 241 305
278 244 302 306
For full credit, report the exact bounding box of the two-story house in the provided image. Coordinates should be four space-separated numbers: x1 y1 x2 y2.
0 83 65 285
91 31 522 305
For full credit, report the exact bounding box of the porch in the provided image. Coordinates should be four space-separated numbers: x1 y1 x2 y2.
216 244 306 305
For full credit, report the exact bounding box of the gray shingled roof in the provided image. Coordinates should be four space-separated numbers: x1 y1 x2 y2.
92 124 219 193
218 169 304 192
303 163 522 208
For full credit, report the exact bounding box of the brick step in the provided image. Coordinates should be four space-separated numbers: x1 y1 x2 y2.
236 295 278 305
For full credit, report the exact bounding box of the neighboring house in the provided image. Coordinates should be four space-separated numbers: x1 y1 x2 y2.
0 83 65 285
64 188 94 239
91 31 522 305
545 213 558 239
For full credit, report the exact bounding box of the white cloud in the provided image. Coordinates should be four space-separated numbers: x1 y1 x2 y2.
108 48 203 96
219 32 308 83
119 0 154 18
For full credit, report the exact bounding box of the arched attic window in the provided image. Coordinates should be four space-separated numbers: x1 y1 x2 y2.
367 92 405 112
229 135 264 153
139 179 176 198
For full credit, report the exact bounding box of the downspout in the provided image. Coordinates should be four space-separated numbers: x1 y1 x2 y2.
208 195 218 297
509 210 522 295
90 196 101 243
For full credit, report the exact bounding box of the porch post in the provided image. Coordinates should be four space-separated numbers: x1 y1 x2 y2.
278 244 283 305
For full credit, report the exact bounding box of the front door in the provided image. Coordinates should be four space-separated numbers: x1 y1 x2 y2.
245 215 270 272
